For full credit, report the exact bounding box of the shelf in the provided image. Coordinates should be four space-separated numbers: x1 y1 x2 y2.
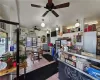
63 51 100 63
25 46 37 48
63 31 81 34
58 59 96 80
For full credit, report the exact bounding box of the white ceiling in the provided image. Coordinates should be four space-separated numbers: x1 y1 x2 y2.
0 0 100 29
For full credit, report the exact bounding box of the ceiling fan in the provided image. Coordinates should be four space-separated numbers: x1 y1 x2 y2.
34 26 41 31
31 0 70 17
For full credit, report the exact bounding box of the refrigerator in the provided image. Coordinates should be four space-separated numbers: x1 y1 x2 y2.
55 40 61 53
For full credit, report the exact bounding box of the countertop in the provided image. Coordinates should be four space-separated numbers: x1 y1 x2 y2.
63 51 100 63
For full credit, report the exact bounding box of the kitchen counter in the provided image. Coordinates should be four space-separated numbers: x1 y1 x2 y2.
63 51 100 63
58 59 96 80
58 51 100 80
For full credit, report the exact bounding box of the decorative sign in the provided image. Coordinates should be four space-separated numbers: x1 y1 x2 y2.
59 62 93 80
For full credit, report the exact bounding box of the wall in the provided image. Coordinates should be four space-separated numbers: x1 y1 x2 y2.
51 37 57 44
0 4 10 35
58 31 96 54
36 30 48 45
35 30 46 37
62 32 83 46
0 2 19 46
83 31 96 54
20 28 47 45
57 31 83 46
0 2 18 36
0 4 10 20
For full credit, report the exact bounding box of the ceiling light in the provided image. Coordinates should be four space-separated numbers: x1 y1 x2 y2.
46 30 49 33
75 23 80 27
56 27 59 31
41 22 45 27
75 19 80 27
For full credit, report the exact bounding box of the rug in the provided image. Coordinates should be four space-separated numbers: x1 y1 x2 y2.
42 54 53 62
15 62 58 80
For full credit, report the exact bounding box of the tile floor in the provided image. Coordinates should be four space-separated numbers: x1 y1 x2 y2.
47 73 59 80
19 54 59 80
19 53 55 74
0 53 59 80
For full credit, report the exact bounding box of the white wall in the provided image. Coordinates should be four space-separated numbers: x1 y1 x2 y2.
0 3 19 45
57 31 96 54
35 30 46 37
0 4 10 20
62 32 83 46
0 0 18 22
21 27 47 38
83 31 96 54
51 37 57 44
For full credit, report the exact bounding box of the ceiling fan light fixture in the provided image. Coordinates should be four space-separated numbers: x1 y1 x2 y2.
41 22 45 27
56 27 59 31
75 19 80 27
31 1 70 17
75 22 80 27
46 30 49 34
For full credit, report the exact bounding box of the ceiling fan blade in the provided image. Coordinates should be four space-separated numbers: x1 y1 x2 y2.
48 0 52 5
51 10 59 17
53 2 70 9
38 29 41 31
42 11 49 17
31 4 42 8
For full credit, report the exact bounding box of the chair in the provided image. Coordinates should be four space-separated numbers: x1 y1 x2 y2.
38 48 43 56
32 48 40 63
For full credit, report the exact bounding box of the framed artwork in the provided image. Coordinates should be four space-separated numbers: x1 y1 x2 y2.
76 33 82 42
41 35 46 43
